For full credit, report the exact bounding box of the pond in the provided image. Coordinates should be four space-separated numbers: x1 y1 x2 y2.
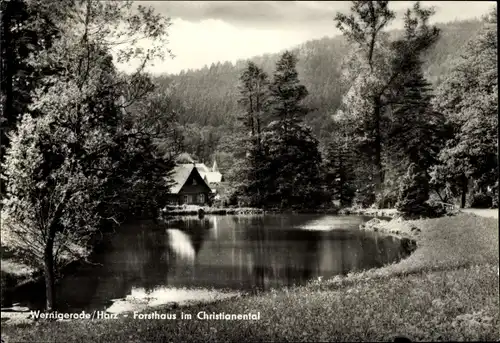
9 214 414 314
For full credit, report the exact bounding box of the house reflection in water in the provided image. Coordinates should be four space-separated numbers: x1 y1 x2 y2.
167 229 196 263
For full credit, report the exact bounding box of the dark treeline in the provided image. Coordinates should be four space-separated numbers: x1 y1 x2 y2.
152 4 497 212
154 19 485 167
1 0 176 311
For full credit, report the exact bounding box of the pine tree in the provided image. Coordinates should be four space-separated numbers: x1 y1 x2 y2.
237 61 270 146
388 59 448 172
261 51 324 208
323 143 356 207
236 62 271 206
396 163 431 218
268 51 309 135
264 124 323 208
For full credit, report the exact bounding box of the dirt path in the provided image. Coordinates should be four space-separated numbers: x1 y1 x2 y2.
461 208 498 219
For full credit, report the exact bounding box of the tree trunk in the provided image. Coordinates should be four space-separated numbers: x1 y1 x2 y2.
373 97 383 196
0 3 14 168
339 156 344 206
460 176 468 209
256 116 261 150
44 229 57 312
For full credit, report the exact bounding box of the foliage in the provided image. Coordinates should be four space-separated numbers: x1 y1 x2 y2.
1 0 173 311
263 122 325 208
467 192 493 209
321 141 356 207
124 78 184 160
387 60 448 171
233 52 326 209
396 163 432 218
335 1 441 200
431 14 498 207
0 0 76 197
268 51 309 129
238 61 270 137
149 19 484 166
234 62 271 206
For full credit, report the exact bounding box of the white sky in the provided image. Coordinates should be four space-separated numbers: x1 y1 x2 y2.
117 1 496 75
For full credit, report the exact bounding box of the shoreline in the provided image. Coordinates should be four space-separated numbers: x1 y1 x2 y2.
1 213 498 341
0 209 408 323
161 205 403 218
0 208 478 304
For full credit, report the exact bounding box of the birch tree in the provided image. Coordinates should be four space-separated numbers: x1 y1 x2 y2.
1 0 173 311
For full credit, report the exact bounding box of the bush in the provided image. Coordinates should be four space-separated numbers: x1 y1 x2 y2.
353 188 376 208
396 163 431 218
425 199 456 217
0 272 16 307
375 192 398 209
468 192 493 208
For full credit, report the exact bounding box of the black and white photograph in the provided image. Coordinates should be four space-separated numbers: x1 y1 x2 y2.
0 0 498 342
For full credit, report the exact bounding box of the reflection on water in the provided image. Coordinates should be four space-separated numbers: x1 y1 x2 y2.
167 229 196 262
11 215 412 313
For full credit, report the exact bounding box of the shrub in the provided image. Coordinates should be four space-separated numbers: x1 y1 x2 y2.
468 192 493 208
375 192 398 209
396 163 431 218
353 187 376 208
425 199 456 217
0 272 16 307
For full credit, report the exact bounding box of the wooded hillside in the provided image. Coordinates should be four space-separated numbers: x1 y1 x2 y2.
154 19 485 166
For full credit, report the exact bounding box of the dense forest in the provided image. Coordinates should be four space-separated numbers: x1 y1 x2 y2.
150 12 497 211
154 19 486 167
1 0 177 311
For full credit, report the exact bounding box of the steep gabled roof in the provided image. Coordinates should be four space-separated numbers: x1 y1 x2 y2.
169 163 211 194
169 164 194 194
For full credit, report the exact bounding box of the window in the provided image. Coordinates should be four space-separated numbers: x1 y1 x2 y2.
198 193 205 203
193 179 197 186
186 195 193 204
183 195 188 204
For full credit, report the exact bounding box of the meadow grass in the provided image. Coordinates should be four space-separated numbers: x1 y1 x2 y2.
1 213 499 342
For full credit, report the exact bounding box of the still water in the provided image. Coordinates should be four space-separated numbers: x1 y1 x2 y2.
12 215 413 313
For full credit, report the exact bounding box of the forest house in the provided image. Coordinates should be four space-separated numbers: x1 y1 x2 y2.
167 163 212 205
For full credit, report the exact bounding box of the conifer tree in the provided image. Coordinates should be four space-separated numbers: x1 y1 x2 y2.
262 51 324 208
388 59 448 172
396 163 431 218
268 51 309 136
238 61 270 147
335 1 440 200
236 62 271 206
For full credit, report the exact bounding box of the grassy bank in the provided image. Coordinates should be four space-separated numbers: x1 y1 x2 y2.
2 213 499 342
0 245 37 307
